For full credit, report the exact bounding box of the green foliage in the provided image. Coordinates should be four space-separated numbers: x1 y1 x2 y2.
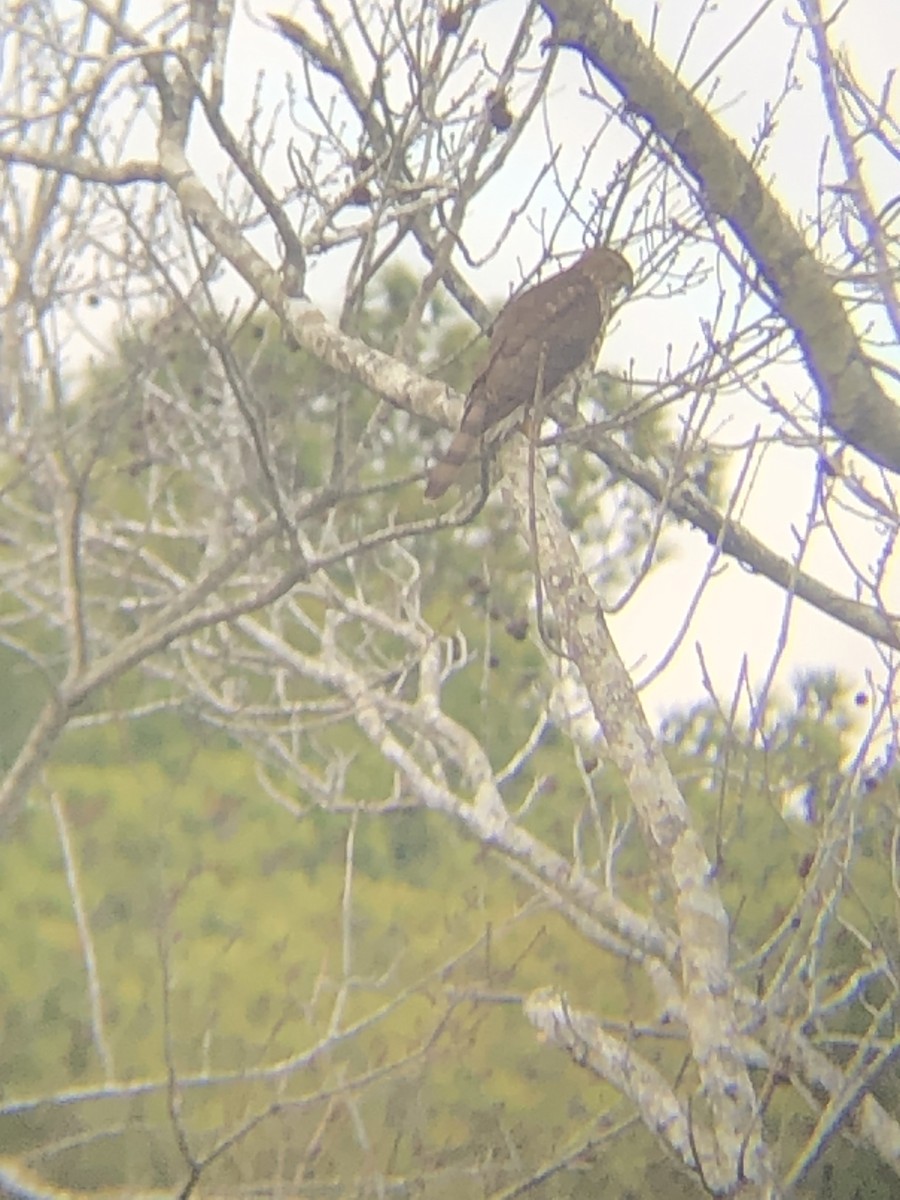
0 645 48 774
0 712 615 1190
3 669 894 1197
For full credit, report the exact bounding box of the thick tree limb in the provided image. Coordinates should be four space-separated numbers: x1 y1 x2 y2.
500 440 776 1195
525 990 696 1172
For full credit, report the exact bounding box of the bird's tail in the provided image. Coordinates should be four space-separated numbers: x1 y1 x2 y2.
424 427 479 499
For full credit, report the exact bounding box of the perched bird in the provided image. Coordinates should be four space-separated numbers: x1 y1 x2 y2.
424 246 633 500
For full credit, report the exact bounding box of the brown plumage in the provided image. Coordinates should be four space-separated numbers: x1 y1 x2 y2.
425 246 633 500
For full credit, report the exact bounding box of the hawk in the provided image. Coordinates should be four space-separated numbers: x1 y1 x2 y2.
424 246 633 499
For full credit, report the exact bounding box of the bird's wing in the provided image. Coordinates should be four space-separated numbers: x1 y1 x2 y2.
463 271 605 429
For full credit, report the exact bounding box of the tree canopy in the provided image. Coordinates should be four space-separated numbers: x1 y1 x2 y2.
0 2 898 1197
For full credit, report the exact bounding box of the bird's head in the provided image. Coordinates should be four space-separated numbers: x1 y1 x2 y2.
578 246 634 299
